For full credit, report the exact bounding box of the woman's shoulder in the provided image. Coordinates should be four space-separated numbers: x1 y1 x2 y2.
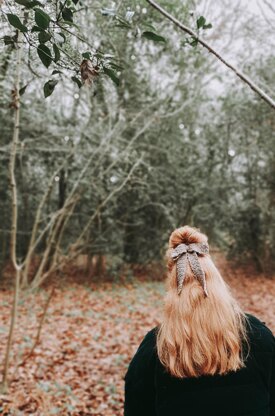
134 326 158 357
245 313 275 352
124 327 158 381
245 312 274 334
142 326 158 344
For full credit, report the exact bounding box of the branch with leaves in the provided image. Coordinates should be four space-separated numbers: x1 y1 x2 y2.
146 0 275 110
2 0 171 97
2 0 125 95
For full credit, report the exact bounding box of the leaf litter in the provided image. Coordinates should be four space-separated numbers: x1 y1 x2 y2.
0 254 274 415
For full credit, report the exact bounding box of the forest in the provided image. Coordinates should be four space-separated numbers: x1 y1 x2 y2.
0 0 274 414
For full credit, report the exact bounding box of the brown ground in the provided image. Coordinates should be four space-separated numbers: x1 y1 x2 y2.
0 255 274 415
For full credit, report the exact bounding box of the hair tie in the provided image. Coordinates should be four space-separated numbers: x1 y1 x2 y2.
171 242 209 297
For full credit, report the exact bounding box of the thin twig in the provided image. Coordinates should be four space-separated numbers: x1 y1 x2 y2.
17 288 55 367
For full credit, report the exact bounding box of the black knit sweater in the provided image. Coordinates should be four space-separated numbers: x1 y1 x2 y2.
124 314 275 416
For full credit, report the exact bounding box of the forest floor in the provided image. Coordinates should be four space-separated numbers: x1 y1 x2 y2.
0 254 274 415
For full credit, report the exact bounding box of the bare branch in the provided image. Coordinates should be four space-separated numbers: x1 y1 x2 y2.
22 146 75 286
17 288 55 367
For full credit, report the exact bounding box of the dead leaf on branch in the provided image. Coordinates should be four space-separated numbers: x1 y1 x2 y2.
80 60 99 85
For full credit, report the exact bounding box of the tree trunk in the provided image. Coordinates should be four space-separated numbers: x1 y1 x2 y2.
0 31 23 393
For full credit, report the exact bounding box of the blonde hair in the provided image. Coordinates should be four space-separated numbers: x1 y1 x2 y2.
157 225 248 378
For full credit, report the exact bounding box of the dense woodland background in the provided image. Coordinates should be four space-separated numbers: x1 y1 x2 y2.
0 0 275 414
1 0 275 279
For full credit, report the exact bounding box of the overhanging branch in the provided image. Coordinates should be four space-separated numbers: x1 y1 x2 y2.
146 0 275 110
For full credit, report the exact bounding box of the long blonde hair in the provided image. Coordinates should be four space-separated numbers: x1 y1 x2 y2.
157 225 248 378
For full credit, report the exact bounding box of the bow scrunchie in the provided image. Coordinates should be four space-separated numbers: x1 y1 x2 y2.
171 242 209 297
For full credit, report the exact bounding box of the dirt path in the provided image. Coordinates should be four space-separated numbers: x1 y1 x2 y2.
0 258 274 415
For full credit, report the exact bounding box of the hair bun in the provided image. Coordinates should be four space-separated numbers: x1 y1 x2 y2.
169 225 208 249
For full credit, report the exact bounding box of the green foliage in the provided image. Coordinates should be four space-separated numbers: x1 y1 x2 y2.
38 31 51 44
7 14 28 32
43 79 58 97
82 52 91 59
2 0 172 98
15 0 42 7
142 31 166 42
196 16 212 30
34 8 51 30
52 44 60 63
19 84 28 95
0 0 274 276
62 8 74 23
71 76 82 88
103 67 120 86
196 16 206 28
37 44 52 67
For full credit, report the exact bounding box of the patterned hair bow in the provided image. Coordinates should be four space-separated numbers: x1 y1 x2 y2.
171 243 209 297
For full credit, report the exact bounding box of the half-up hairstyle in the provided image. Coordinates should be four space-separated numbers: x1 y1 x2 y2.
157 225 248 378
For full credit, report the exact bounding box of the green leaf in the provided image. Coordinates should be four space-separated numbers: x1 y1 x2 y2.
35 8 50 30
114 16 131 29
82 52 91 59
15 0 31 6
62 7 73 22
103 67 120 86
189 36 199 47
71 76 82 88
115 22 131 29
203 23 212 30
15 0 42 7
28 0 43 7
7 14 28 32
31 25 43 32
53 43 60 62
37 44 52 67
38 30 51 43
52 69 62 75
196 16 206 29
142 31 166 43
43 79 58 98
19 84 28 95
94 51 104 59
108 62 123 71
